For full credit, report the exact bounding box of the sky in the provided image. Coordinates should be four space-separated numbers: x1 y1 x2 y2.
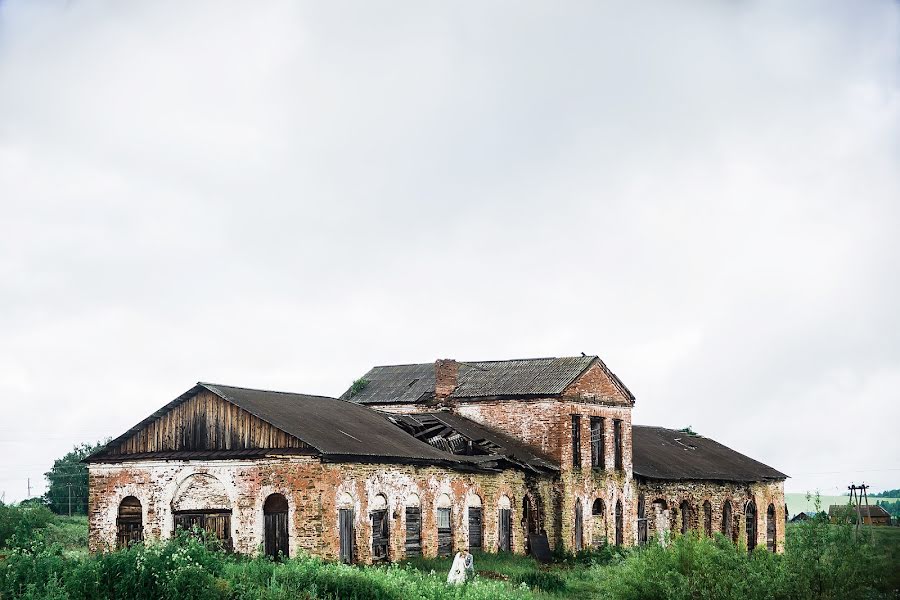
0 0 898 505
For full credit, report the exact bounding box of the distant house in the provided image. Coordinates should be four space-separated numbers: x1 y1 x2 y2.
828 504 891 526
790 512 815 523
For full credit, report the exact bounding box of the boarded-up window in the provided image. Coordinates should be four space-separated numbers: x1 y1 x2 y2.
680 500 692 535
703 501 712 537
574 499 583 551
571 415 581 468
766 504 776 552
592 499 606 547
468 495 483 551
637 494 647 546
370 494 389 562
371 510 389 562
498 495 512 552
746 500 758 552
339 508 355 563
614 500 623 546
722 500 734 541
590 417 605 469
264 494 289 559
613 419 623 470
405 494 421 557
437 493 453 556
173 511 232 550
116 496 143 549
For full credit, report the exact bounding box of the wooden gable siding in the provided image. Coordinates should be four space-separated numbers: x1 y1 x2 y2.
113 390 310 454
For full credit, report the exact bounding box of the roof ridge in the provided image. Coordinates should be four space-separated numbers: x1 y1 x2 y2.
371 356 597 369
198 381 337 401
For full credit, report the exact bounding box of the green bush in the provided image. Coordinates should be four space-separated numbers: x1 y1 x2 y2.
0 502 56 549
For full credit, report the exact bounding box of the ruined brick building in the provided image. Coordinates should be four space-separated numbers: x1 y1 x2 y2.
86 355 787 561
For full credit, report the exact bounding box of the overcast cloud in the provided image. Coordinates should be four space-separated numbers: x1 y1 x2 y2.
1 0 898 503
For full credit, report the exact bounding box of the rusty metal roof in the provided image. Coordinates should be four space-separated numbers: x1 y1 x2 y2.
632 426 787 482
344 355 633 404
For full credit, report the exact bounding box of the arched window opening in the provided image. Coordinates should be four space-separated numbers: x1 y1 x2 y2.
592 499 606 547
680 500 692 535
338 493 355 563
614 500 623 546
574 499 584 551
404 494 421 557
437 493 453 556
745 499 758 552
637 494 648 545
703 501 712 537
766 504 776 553
263 493 289 559
370 494 389 562
498 495 512 552
172 474 232 550
722 500 734 541
117 496 143 549
468 494 483 551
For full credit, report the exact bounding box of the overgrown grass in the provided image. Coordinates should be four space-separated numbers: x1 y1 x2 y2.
1 501 897 599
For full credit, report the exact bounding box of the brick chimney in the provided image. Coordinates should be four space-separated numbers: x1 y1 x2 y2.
434 359 459 400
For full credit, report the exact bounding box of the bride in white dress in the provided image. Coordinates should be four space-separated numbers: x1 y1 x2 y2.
446 549 474 585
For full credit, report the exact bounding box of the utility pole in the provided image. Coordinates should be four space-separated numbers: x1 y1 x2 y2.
67 483 72 517
27 478 30 498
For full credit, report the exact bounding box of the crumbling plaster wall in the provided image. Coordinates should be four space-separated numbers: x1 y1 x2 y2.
88 457 557 562
637 478 786 553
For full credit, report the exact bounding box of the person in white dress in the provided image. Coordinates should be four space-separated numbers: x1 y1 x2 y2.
446 549 474 585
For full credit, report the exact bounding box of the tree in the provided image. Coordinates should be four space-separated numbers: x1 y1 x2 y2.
43 441 107 515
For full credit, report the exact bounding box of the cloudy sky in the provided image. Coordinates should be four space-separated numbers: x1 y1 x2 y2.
1 0 898 504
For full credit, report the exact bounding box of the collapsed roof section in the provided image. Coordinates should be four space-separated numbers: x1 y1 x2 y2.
386 412 559 475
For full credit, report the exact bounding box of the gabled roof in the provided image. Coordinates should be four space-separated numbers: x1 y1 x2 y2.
344 355 633 404
828 504 891 518
87 383 470 466
632 426 787 482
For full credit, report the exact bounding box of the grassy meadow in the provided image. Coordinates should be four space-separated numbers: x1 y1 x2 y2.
1 502 898 599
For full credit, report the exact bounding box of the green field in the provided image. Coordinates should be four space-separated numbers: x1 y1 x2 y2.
785 493 899 516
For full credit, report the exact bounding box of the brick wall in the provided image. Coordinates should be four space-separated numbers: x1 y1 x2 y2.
636 478 786 552
88 457 557 562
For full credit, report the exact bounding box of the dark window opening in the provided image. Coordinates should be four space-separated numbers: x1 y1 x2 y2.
637 494 648 546
405 506 421 557
746 500 758 552
498 507 512 552
264 493 289 559
766 504 776 553
339 508 355 563
723 500 734 541
571 415 582 469
613 419 623 471
680 500 692 535
437 507 453 556
592 499 606 547
614 500 623 546
590 417 605 469
468 506 483 551
173 510 232 551
574 500 583 551
703 501 712 537
117 496 143 549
